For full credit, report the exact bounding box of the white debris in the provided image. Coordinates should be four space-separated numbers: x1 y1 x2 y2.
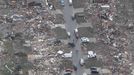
23 40 31 47
128 23 133 27
5 65 13 73
38 39 44 42
49 4 53 10
57 50 63 54
81 37 90 43
101 4 110 8
83 72 87 75
113 42 117 47
25 40 31 43
23 43 31 47
101 69 111 74
50 58 55 63
80 58 85 65
88 51 96 58
109 14 113 21
10 14 24 21
62 51 72 58
28 54 43 61
131 69 134 75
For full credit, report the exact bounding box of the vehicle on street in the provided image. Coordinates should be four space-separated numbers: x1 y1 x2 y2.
90 67 99 74
67 32 71 38
80 58 85 66
88 51 96 58
71 14 75 20
69 0 72 6
64 69 72 75
59 0 64 6
74 28 79 39
68 42 75 47
83 73 87 75
81 37 90 43
65 69 73 72
73 65 77 71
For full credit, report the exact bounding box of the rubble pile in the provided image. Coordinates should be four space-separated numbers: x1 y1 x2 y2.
0 1 64 75
86 0 132 74
19 7 62 75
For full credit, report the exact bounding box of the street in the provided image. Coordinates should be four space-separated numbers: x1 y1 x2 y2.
63 0 84 75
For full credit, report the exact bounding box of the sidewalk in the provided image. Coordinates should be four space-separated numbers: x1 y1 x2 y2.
51 9 63 14
78 23 93 28
51 24 65 29
52 22 93 29
73 8 84 14
51 8 84 15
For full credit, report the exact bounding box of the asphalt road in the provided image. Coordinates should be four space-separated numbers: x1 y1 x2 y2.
63 0 84 75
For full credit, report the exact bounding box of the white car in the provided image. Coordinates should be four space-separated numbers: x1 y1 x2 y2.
67 32 71 38
74 28 79 39
83 73 87 75
88 51 96 58
69 0 72 6
80 58 85 66
74 28 78 33
81 37 90 43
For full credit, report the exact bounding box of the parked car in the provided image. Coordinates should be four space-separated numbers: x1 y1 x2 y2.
65 69 73 72
69 0 72 6
80 58 85 66
83 73 87 75
67 32 71 38
68 42 75 47
90 67 99 74
59 0 64 6
88 51 96 58
74 28 79 39
64 73 71 75
73 65 77 71
71 15 75 20
81 37 90 43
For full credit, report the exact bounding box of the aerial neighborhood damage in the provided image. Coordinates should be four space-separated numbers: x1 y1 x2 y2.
0 0 134 75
